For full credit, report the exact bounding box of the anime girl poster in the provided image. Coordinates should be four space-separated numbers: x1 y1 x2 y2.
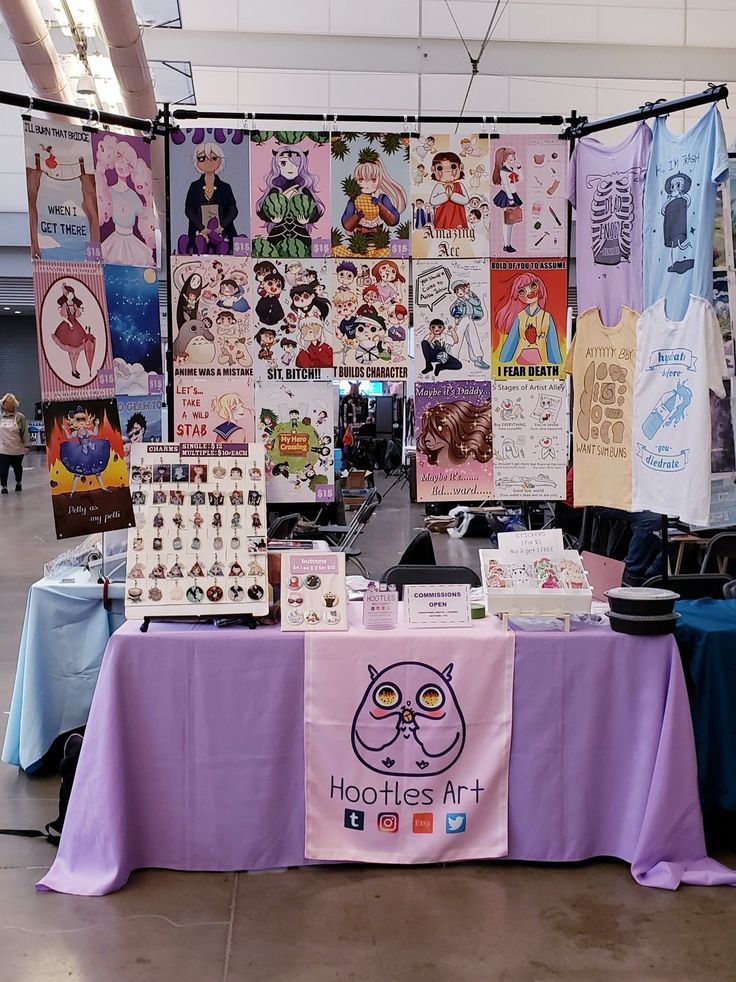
42 398 135 539
169 127 249 256
250 131 330 259
330 132 411 260
410 133 491 259
412 259 490 381
330 258 408 380
255 379 334 503
104 264 163 397
33 260 115 401
24 117 99 262
251 258 334 380
488 135 567 259
91 132 157 267
170 256 255 442
490 258 568 381
414 379 493 502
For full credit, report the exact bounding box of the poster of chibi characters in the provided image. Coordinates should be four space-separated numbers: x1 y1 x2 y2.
250 131 331 259
412 260 490 381
251 257 334 377
414 379 493 501
331 132 411 260
410 133 491 259
169 128 249 256
488 135 567 259
256 378 334 503
330 258 408 380
42 398 134 539
33 260 115 401
171 256 255 443
24 117 99 262
104 264 163 397
490 259 568 381
491 379 567 499
91 131 157 268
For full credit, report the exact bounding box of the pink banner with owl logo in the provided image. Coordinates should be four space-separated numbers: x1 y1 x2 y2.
305 606 515 863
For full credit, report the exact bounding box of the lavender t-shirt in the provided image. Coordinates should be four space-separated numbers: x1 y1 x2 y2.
568 122 652 326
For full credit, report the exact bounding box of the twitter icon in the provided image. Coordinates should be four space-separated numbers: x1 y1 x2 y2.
445 812 467 834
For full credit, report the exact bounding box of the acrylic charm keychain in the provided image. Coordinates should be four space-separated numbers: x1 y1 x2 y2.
186 579 204 604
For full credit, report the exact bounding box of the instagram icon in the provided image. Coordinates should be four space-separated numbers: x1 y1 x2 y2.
377 812 400 833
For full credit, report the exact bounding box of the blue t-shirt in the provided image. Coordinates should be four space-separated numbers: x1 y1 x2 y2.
643 105 728 320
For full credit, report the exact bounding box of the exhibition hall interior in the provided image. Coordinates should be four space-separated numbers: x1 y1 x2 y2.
1 1 736 979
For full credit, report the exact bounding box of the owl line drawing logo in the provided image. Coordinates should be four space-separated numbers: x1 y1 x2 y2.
350 661 466 777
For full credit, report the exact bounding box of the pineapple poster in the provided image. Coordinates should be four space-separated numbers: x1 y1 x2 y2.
410 134 491 259
250 131 331 260
331 132 411 259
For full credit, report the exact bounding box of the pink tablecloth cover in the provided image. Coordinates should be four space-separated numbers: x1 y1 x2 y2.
38 614 736 894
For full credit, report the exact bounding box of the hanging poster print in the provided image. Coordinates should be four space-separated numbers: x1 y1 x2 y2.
169 127 249 256
33 260 115 400
42 398 134 539
710 379 736 476
489 135 567 259
491 380 567 500
410 133 490 259
252 258 334 379
117 394 163 467
330 258 409 380
413 260 490 381
250 131 330 259
104 264 163 396
256 378 334 503
713 269 735 376
331 132 410 259
24 117 99 262
414 379 493 502
171 256 255 442
490 259 568 381
91 132 156 267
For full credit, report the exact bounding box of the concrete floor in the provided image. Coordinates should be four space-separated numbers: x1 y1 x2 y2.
1 455 735 982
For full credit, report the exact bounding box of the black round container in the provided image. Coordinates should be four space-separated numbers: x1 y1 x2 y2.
605 586 680 617
605 610 680 636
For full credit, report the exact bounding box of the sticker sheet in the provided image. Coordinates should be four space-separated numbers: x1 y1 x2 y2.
250 130 331 259
126 442 268 618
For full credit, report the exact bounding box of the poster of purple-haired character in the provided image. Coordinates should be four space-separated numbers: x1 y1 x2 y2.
169 127 250 256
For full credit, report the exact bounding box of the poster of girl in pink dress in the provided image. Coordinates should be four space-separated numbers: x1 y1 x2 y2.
92 132 157 267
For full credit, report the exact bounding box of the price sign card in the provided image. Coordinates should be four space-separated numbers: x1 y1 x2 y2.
497 528 564 563
405 584 472 629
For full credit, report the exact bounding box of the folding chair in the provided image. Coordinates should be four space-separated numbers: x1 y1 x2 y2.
330 499 380 577
699 532 736 574
382 564 481 600
643 573 732 600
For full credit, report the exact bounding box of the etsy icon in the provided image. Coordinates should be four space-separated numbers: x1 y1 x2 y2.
412 812 434 834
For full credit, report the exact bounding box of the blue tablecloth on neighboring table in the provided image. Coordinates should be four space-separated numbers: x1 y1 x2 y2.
675 598 736 811
2 576 124 773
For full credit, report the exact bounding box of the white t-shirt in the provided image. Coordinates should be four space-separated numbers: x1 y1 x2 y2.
632 296 726 526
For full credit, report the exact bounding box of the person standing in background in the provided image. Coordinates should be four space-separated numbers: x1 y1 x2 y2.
0 393 28 493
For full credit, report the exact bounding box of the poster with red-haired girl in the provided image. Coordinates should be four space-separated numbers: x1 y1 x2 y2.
490 259 568 381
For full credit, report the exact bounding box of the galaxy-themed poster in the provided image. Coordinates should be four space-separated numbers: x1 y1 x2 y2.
169 127 250 256
24 116 99 263
104 264 163 397
304 614 515 863
250 131 331 259
42 398 134 540
118 394 163 469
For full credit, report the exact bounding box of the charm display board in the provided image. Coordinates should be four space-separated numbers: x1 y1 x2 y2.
126 442 268 619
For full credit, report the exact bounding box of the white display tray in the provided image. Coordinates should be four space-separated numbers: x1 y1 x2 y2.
479 548 593 616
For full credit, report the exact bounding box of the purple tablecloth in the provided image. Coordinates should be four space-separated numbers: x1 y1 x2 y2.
39 618 736 895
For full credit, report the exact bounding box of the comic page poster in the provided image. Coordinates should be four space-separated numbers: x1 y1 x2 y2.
104 264 163 397
410 133 490 259
256 377 334 503
489 135 567 259
169 128 249 256
33 260 115 401
330 258 408 380
42 398 134 539
117 394 163 468
251 257 334 379
91 131 156 267
414 379 493 502
250 131 330 259
490 258 568 381
331 132 410 259
24 117 99 262
491 379 567 499
171 256 255 443
413 259 490 381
